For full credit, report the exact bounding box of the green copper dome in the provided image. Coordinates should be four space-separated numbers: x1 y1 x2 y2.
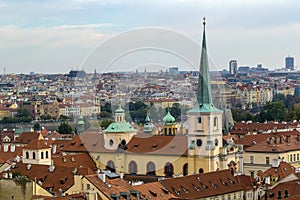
77 115 85 125
115 105 125 113
163 111 175 125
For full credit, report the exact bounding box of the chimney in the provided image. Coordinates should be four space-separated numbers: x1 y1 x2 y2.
275 136 280 144
10 145 15 152
98 173 106 183
264 191 268 200
3 144 8 152
284 190 289 198
278 190 282 200
279 136 283 144
52 145 57 154
286 135 291 143
48 159 55 172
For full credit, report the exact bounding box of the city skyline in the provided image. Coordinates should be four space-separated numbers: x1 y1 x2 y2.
0 0 300 73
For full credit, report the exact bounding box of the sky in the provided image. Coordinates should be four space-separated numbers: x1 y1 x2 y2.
0 0 300 74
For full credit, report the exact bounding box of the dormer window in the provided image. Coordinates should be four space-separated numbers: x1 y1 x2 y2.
32 152 36 159
198 117 202 123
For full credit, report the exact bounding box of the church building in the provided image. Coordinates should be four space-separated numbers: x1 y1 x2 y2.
76 18 243 177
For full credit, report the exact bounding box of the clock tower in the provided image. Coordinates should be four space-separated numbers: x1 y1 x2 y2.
187 18 223 174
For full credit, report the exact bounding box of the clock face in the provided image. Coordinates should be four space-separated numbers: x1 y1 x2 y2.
196 139 202 147
214 139 219 146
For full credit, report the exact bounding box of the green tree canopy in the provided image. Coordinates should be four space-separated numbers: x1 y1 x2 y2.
58 122 73 134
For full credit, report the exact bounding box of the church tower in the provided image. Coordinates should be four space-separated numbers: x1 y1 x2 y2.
187 18 223 174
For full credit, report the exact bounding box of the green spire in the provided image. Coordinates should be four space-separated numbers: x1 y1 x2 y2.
187 17 222 113
163 111 175 125
145 112 151 123
197 17 212 106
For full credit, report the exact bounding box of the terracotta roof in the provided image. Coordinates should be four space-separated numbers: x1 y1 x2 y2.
0 145 22 163
160 169 245 199
31 192 88 200
6 163 94 195
263 161 295 181
244 133 300 153
79 132 114 153
264 178 300 200
61 135 88 152
126 135 188 156
231 122 293 135
52 152 97 171
134 181 177 199
236 130 299 150
23 139 51 150
13 132 42 144
84 174 138 200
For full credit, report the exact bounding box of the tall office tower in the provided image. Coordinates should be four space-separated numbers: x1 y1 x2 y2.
285 56 294 70
229 60 237 75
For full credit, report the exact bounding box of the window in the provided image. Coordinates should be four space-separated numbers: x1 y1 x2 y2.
189 140 195 149
86 184 90 190
41 152 44 159
164 162 174 178
46 151 49 158
32 152 36 159
196 139 202 147
198 117 201 123
247 192 253 198
106 160 115 172
250 171 254 178
233 193 236 200
183 163 188 176
266 157 270 165
199 168 204 173
250 156 254 164
214 117 218 127
147 162 156 176
222 195 225 200
297 154 299 161
26 151 29 159
294 154 296 162
129 161 137 174
290 155 293 162
227 194 231 200
109 139 114 146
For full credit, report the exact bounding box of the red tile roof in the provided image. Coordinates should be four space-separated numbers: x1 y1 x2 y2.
13 132 42 144
134 181 177 199
6 163 94 195
61 135 88 152
23 139 51 150
263 161 295 181
126 135 188 156
161 170 245 199
52 152 97 171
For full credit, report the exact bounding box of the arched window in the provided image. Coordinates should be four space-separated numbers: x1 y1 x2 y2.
32 152 36 159
106 160 115 172
183 163 188 176
46 151 49 158
214 117 218 127
146 162 156 176
128 161 137 174
164 162 174 178
41 152 44 159
199 168 204 174
26 151 29 159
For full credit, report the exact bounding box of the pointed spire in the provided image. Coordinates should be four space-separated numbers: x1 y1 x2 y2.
197 17 213 106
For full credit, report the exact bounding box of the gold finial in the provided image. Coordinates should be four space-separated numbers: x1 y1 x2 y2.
203 17 206 26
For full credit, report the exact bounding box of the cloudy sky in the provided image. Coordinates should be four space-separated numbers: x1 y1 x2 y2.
0 0 300 74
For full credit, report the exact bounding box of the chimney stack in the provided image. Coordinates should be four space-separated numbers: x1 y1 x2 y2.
286 135 291 143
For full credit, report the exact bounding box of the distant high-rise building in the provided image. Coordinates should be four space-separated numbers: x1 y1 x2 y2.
285 56 294 70
169 67 179 75
229 60 237 75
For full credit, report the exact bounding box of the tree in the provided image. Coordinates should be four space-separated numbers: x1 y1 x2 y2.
58 122 73 134
231 109 253 122
254 101 286 122
16 108 31 118
101 119 113 129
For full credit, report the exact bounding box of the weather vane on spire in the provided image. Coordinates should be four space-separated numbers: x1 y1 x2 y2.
203 17 206 26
